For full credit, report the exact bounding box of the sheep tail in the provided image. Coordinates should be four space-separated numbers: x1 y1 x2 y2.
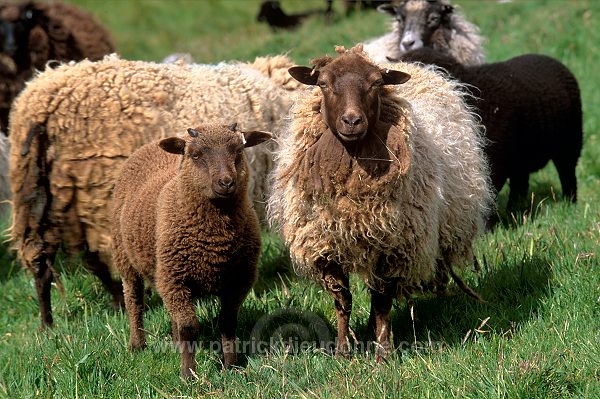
449 267 486 303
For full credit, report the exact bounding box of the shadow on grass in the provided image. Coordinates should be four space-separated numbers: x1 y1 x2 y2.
490 181 573 229
386 255 553 349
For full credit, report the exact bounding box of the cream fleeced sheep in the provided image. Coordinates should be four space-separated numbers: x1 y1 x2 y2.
9 54 293 327
268 45 493 357
363 0 485 65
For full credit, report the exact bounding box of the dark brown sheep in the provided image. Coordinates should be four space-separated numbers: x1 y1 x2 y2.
0 1 114 132
112 123 272 377
400 48 583 210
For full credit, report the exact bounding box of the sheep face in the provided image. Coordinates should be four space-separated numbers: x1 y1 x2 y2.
0 4 42 58
288 52 409 142
379 0 453 53
159 124 272 201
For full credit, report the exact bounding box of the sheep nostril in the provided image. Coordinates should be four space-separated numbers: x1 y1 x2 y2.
219 177 235 190
342 115 362 127
402 39 415 50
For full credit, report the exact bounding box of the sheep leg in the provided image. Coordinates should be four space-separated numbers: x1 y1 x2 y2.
322 263 352 355
507 173 529 211
370 290 393 361
84 251 124 310
219 293 244 369
32 253 55 328
553 156 578 202
122 275 146 350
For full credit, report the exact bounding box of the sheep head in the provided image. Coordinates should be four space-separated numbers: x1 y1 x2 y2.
378 0 454 53
289 46 410 142
159 123 272 201
0 3 44 59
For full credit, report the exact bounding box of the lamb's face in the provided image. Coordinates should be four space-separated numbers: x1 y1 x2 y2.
160 124 272 201
185 134 247 200
380 0 453 53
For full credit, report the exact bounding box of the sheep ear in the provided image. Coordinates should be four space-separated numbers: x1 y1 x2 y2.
159 137 186 154
442 4 454 15
377 3 397 16
242 130 273 148
288 66 319 85
382 69 411 85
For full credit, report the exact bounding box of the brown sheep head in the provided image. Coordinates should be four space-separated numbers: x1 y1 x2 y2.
159 123 272 201
288 45 410 142
378 0 454 54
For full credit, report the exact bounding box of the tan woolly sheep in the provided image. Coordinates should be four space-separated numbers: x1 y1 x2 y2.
112 123 272 377
9 54 293 327
268 45 493 358
363 0 485 65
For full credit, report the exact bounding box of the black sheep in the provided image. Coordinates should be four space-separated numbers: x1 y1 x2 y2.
400 48 583 210
257 1 326 31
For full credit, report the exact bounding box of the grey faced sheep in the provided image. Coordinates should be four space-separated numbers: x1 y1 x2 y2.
0 1 114 132
112 123 272 377
269 45 492 358
9 54 293 328
362 0 485 65
400 48 583 210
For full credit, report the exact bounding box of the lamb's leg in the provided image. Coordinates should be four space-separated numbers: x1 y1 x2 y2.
370 290 393 361
219 292 245 369
322 262 352 355
122 275 146 350
160 290 199 377
84 251 124 310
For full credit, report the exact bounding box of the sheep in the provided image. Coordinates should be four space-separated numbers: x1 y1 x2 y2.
257 1 328 31
0 0 114 132
9 54 293 328
362 0 485 65
112 123 272 376
400 48 583 210
268 45 493 358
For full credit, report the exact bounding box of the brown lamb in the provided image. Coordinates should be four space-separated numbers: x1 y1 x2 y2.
112 123 272 377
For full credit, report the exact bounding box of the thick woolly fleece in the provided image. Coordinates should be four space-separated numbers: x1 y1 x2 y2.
268 48 493 295
9 54 292 274
362 0 485 65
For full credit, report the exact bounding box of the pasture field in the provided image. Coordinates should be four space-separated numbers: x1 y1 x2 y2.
0 0 598 397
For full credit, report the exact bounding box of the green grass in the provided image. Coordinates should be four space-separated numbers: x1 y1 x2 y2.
1 0 599 397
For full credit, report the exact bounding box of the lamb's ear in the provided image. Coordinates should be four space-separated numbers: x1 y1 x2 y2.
288 66 319 85
242 130 273 148
159 137 186 154
382 68 411 85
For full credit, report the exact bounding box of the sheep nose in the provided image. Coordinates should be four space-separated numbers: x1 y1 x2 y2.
218 176 235 191
402 39 415 50
342 114 363 128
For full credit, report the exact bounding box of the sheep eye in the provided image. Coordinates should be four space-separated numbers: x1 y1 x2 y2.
317 80 327 89
427 14 441 27
372 78 384 88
